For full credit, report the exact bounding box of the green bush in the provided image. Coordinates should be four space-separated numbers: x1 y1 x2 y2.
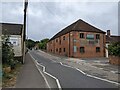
108 42 120 57
2 35 15 69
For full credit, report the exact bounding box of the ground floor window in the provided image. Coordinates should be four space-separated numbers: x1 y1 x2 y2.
56 48 58 52
59 48 61 53
80 47 85 53
63 48 65 52
96 47 100 52
74 46 77 52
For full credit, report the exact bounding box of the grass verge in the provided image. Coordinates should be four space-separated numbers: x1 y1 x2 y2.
2 63 22 88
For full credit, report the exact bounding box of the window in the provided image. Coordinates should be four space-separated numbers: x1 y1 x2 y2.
56 39 58 42
86 34 94 39
59 48 61 53
73 39 77 42
63 48 65 52
56 48 58 52
80 33 84 38
63 36 65 40
50 41 52 44
80 47 85 53
96 34 100 39
74 46 77 52
13 41 16 45
59 37 61 44
96 47 100 52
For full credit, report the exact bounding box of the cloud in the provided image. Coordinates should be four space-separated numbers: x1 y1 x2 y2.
0 1 118 41
1 2 24 24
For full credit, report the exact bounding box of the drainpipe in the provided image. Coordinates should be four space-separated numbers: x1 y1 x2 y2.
69 32 70 57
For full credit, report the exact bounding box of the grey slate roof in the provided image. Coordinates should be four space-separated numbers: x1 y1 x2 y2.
106 35 120 43
0 23 23 35
49 19 106 41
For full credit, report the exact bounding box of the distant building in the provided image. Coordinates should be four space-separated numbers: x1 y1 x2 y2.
105 30 120 58
1 23 23 60
34 43 39 50
47 19 106 58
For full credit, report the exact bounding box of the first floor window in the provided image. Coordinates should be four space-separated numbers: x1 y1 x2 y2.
63 36 65 40
96 47 100 52
96 34 100 39
80 47 85 53
80 33 84 38
56 39 58 42
59 39 61 45
86 34 94 40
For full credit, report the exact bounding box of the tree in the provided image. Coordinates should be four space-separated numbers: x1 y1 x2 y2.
39 38 49 50
26 39 36 49
108 42 120 57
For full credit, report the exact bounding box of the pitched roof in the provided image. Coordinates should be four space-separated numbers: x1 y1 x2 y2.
49 19 106 41
106 35 120 43
0 23 23 35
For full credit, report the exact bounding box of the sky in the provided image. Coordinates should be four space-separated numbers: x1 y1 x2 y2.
0 0 119 41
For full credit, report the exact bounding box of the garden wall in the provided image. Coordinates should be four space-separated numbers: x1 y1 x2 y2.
109 55 120 65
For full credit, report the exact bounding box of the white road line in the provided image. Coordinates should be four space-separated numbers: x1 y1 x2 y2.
29 52 119 86
75 68 87 75
49 59 57 63
37 62 62 89
86 74 119 85
60 62 74 68
60 62 120 86
29 52 51 88
29 52 62 89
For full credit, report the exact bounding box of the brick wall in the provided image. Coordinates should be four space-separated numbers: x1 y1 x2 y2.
47 31 106 58
109 55 120 65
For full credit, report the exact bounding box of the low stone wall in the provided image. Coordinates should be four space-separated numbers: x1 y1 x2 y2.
109 55 120 65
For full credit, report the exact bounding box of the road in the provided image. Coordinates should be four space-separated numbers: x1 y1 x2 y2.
29 50 118 88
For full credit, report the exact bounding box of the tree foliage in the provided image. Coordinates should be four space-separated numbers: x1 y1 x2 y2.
108 42 120 57
2 35 15 69
26 39 36 49
39 38 49 50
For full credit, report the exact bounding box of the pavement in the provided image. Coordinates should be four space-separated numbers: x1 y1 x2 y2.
15 52 48 88
29 50 119 88
37 50 120 84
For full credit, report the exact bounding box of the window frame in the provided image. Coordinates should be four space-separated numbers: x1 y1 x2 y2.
63 36 65 40
80 47 85 53
59 48 61 53
86 34 94 40
63 48 65 52
96 34 100 39
56 39 58 42
96 47 100 52
79 33 84 38
56 48 58 52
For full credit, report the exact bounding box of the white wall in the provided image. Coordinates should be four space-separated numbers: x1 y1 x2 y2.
105 43 109 58
9 35 22 57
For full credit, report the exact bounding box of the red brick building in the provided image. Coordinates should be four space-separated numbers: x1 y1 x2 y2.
47 19 106 58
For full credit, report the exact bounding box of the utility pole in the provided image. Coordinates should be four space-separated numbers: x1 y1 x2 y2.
22 0 28 64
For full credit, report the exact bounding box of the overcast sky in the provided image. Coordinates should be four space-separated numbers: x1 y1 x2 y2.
0 0 119 41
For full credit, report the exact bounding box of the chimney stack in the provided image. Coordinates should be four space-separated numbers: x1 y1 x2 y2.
107 30 111 37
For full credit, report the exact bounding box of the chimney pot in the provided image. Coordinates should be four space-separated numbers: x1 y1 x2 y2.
107 30 111 36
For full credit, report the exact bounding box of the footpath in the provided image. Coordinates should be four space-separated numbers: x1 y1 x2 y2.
15 52 48 88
